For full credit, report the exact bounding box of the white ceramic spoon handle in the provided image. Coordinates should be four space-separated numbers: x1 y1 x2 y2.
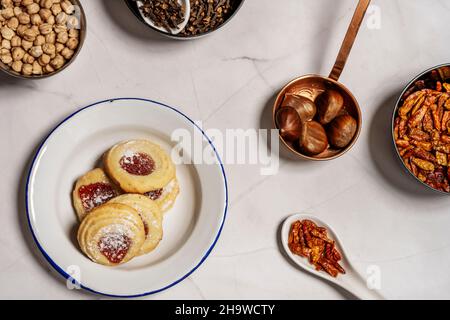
339 273 384 300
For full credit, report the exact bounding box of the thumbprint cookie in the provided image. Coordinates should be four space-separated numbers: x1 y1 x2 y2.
73 168 122 221
109 194 163 255
77 203 146 266
104 140 176 193
145 178 180 213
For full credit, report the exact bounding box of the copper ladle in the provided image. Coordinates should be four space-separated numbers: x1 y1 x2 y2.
273 0 371 161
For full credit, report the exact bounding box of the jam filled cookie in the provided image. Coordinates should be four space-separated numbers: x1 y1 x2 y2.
104 140 176 193
77 203 146 266
73 168 122 221
109 194 163 255
145 178 180 213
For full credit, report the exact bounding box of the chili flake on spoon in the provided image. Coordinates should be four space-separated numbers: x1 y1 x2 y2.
288 219 345 277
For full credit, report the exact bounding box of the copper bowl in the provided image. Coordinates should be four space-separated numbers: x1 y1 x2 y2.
391 63 450 194
0 0 86 79
124 0 245 40
272 0 370 161
273 75 362 161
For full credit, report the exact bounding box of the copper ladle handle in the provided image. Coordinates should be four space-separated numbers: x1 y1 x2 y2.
329 0 371 81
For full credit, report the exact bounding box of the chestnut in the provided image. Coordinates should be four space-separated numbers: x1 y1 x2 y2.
298 121 328 156
315 89 344 124
327 115 357 148
282 93 317 122
276 106 302 142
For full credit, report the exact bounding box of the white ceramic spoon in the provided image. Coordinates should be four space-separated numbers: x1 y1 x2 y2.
281 213 384 300
136 0 190 35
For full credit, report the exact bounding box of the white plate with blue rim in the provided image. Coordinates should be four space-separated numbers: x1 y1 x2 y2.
26 98 228 297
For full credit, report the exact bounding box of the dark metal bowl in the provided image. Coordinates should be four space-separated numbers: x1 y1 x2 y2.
0 0 86 79
391 63 450 194
124 0 245 40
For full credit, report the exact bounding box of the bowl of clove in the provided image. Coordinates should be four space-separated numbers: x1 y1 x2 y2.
125 0 245 39
392 64 450 194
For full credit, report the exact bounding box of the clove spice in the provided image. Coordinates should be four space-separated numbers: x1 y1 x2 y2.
138 0 186 33
181 0 234 36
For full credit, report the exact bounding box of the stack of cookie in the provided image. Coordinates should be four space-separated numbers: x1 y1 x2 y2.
73 140 180 266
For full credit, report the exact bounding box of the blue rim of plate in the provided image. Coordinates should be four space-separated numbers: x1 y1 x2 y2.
25 97 228 298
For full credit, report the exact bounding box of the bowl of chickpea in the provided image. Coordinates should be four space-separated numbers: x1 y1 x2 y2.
0 0 86 79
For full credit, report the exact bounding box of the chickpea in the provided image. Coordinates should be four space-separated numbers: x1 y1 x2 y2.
55 41 63 52
65 36 77 50
60 46 72 59
53 23 66 33
22 52 34 64
46 14 54 25
27 3 40 15
32 60 42 74
22 0 35 6
41 0 53 9
68 28 78 38
23 28 37 41
10 35 21 47
30 25 39 33
56 30 67 44
0 0 80 75
50 53 63 69
60 0 74 14
17 12 30 24
16 24 27 37
55 11 66 24
34 34 45 46
11 60 22 72
45 32 55 44
21 39 32 50
39 23 52 35
1 0 13 8
29 45 43 58
67 15 78 30
11 46 25 60
1 7 14 19
1 39 11 50
30 13 42 25
50 3 61 15
38 52 49 65
38 8 51 21
7 16 19 30
22 63 32 75
42 42 54 55
0 53 12 64
1 26 14 40
13 6 22 17
43 63 53 73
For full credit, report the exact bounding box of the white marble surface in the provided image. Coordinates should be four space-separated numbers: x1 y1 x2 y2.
1 0 450 300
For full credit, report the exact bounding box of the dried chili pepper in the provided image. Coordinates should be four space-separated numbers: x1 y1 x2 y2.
394 70 450 192
288 219 345 278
